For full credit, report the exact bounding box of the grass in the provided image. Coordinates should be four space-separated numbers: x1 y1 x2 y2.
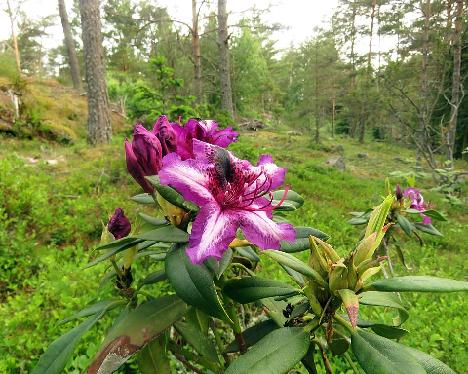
0 124 466 372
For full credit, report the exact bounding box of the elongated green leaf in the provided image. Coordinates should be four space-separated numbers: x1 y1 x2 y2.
138 335 171 374
88 295 187 374
138 213 168 227
84 244 137 269
355 318 409 339
272 189 304 211
402 346 456 373
396 214 413 237
134 225 189 243
263 250 327 288
364 276 468 293
413 223 443 236
223 277 300 304
281 264 305 286
359 291 409 324
225 327 310 374
33 313 103 374
421 209 447 221
235 246 260 262
138 269 167 288
146 175 198 211
329 329 350 355
59 300 124 324
351 330 425 374
225 319 278 353
174 321 220 364
95 237 140 251
281 226 330 253
165 244 231 322
130 193 154 204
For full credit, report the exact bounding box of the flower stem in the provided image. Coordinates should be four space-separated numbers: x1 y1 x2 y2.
344 352 360 374
226 300 247 354
334 314 354 334
110 259 124 279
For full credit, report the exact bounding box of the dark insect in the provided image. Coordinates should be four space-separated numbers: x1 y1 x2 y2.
283 303 294 318
214 148 234 187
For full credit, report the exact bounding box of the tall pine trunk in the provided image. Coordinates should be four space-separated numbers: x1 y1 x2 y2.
79 0 111 145
58 0 82 90
446 0 463 165
6 0 21 74
192 0 203 103
217 0 234 118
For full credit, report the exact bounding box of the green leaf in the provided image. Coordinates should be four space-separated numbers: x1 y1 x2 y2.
95 237 140 251
146 175 198 211
329 329 350 355
138 335 171 374
130 193 154 205
364 276 468 293
225 319 279 353
272 189 304 211
396 214 413 237
84 244 136 269
138 269 167 288
413 223 443 236
165 244 231 322
33 313 103 374
355 318 409 339
59 300 124 324
225 327 310 374
280 264 305 286
138 213 168 227
359 291 408 324
235 246 260 262
280 226 330 253
348 210 371 225
422 209 447 221
263 250 327 288
351 330 426 374
88 295 187 374
134 225 189 243
402 346 456 374
174 321 220 364
223 277 300 304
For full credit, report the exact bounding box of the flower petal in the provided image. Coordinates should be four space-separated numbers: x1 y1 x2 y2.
238 209 295 250
186 203 239 264
125 139 154 194
159 153 214 206
256 154 286 189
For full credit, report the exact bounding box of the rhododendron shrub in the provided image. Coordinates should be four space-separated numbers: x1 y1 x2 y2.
35 117 467 374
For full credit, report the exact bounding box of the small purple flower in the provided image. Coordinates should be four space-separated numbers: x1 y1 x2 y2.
403 187 432 225
159 140 295 264
108 208 131 239
175 118 238 160
152 115 177 156
125 124 163 194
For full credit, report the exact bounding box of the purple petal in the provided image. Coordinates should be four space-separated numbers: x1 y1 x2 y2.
210 126 238 147
107 208 131 239
237 209 296 250
186 203 239 264
153 115 177 156
421 214 432 225
159 153 214 206
132 124 163 175
125 139 154 194
256 154 286 189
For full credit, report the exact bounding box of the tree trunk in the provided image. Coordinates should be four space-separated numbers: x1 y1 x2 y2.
446 0 463 165
192 0 203 103
58 0 82 90
314 40 320 143
6 0 21 74
217 0 234 118
79 0 111 145
348 1 358 138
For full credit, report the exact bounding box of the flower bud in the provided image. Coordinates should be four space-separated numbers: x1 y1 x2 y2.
308 236 330 278
395 184 403 201
329 261 349 293
352 232 378 267
107 208 131 239
125 124 163 193
153 115 177 156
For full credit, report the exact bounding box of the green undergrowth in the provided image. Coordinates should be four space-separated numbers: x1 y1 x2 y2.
0 128 466 372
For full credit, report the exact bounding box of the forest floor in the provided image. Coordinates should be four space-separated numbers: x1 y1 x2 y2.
0 78 466 372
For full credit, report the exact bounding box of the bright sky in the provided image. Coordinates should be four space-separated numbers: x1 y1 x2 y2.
0 0 339 52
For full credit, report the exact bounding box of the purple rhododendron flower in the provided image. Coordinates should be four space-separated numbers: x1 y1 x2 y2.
395 184 403 201
108 208 131 239
159 140 295 264
175 118 238 160
125 124 163 194
403 187 432 225
152 115 177 156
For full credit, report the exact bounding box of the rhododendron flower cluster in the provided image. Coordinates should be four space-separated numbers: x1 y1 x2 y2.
123 115 294 264
403 187 432 225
